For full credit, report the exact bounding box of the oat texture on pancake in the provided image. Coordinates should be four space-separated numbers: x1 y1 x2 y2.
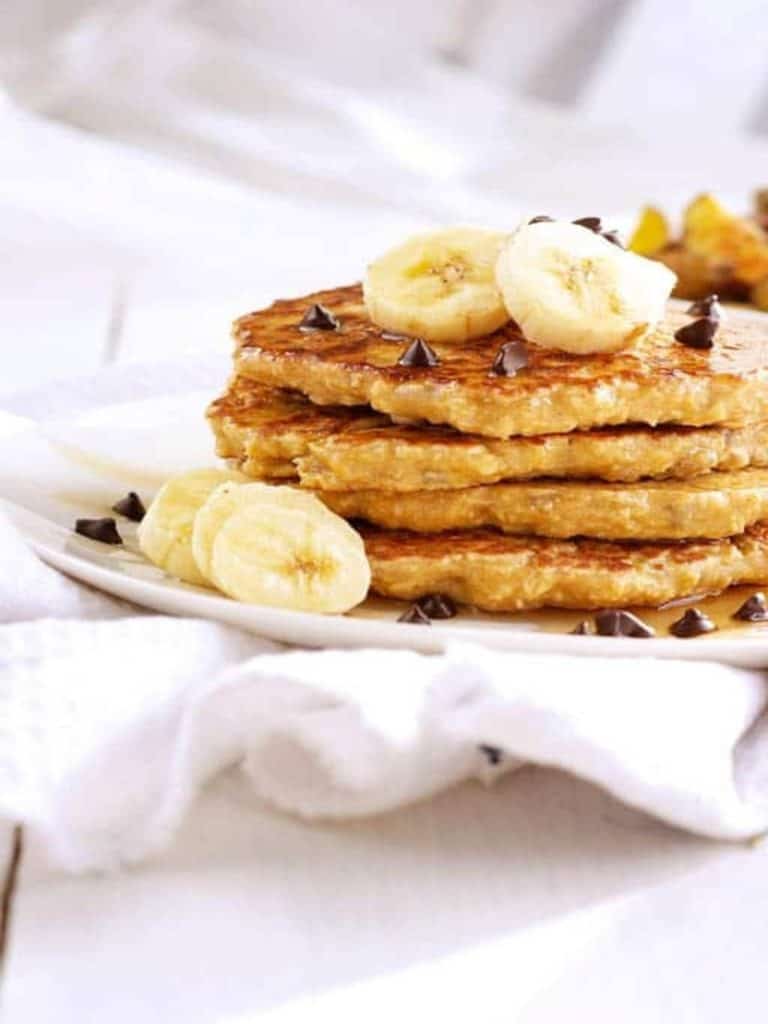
210 378 768 491
233 286 768 438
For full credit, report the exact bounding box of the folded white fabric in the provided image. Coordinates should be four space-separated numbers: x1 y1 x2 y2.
1 510 768 872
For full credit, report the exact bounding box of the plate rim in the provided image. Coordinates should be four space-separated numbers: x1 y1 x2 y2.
7 499 768 667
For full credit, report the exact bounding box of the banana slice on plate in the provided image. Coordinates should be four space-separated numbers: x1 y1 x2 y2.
193 481 322 581
203 483 371 613
137 467 245 585
495 220 677 354
363 227 509 343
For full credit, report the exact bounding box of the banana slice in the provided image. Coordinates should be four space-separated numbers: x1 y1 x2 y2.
193 480 321 581
495 220 677 354
204 482 371 613
363 227 509 343
137 467 245 585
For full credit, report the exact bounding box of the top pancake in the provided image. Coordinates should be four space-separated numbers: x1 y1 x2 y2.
233 285 768 438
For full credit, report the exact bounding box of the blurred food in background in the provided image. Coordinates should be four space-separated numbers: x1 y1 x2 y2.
628 193 768 309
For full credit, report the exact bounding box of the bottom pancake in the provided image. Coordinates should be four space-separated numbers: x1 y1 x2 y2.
360 522 768 611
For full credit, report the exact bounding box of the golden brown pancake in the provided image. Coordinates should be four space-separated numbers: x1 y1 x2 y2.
319 469 768 541
233 285 768 439
361 522 768 611
209 377 768 491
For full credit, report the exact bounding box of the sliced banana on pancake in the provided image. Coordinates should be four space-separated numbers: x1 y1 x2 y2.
363 227 509 343
202 482 371 613
137 467 245 585
495 220 676 354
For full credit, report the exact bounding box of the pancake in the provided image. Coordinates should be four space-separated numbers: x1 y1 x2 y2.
319 469 768 541
361 522 768 611
209 377 768 491
233 285 768 439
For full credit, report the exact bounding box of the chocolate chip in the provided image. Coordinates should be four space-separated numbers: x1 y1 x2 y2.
490 340 528 377
397 603 432 625
601 229 624 248
674 316 718 350
416 593 457 619
478 744 503 765
75 517 122 545
299 303 339 332
570 620 594 635
573 216 603 232
529 215 554 225
397 338 440 368
594 609 655 638
686 294 722 320
669 607 717 638
111 491 146 522
732 592 768 622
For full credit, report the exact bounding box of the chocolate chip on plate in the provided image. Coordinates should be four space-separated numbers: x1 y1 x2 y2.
732 592 768 622
397 603 432 625
416 593 458 619
298 303 339 332
490 339 529 377
594 609 655 638
528 215 554 224
111 491 146 522
669 607 717 638
572 216 603 232
75 517 122 545
570 620 594 635
478 744 503 765
397 337 440 368
601 229 624 248
686 294 722 320
674 316 718 350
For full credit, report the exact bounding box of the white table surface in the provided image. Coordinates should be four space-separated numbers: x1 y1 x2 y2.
4 103 768 1021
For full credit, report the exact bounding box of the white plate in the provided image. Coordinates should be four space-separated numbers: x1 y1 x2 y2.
3 389 768 666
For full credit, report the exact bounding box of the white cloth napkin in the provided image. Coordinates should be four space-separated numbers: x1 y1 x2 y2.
2 504 768 872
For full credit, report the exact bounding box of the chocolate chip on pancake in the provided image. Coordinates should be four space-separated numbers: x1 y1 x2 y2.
416 593 457 619
570 620 594 635
594 609 655 638
112 491 146 522
601 229 624 248
490 339 528 377
397 338 440 368
669 607 716 637
75 517 122 544
397 602 432 624
686 294 722 320
528 215 554 224
572 216 603 232
299 303 339 332
732 591 768 622
674 316 719 350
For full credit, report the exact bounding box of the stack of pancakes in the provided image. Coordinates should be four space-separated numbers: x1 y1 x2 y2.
207 284 768 612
